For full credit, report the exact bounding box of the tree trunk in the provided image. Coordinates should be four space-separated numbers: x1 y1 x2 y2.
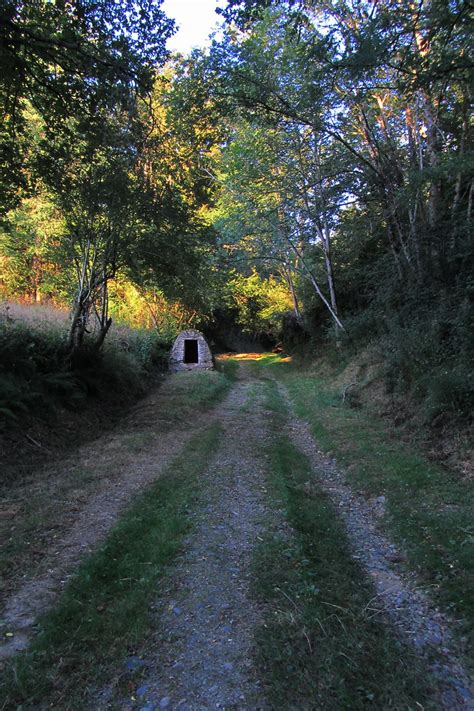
282 263 302 324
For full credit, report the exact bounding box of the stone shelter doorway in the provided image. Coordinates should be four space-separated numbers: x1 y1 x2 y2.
184 339 199 364
169 329 214 372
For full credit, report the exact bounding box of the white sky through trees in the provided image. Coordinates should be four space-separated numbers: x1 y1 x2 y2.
162 0 226 53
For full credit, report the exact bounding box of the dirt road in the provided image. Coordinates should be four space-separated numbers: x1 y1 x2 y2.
1 357 472 710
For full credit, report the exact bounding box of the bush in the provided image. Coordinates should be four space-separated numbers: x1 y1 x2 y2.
0 313 173 429
0 318 76 423
376 296 474 421
300 262 474 422
421 367 474 422
122 329 174 369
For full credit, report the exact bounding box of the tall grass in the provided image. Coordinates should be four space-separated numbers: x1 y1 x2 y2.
0 302 174 429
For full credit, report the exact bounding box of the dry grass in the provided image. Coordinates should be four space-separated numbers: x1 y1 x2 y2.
0 300 70 326
0 299 148 344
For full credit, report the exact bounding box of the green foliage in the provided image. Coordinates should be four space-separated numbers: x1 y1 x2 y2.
0 61 225 352
208 0 473 419
0 317 72 422
125 65 225 320
298 206 474 419
346 286 474 420
224 270 292 338
0 0 175 213
423 367 474 421
1 0 472 424
0 190 70 303
0 314 173 430
123 330 173 370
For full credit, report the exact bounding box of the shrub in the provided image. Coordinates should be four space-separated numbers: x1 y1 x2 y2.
0 311 172 429
0 317 75 423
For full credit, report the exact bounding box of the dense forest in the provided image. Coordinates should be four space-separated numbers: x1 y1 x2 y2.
1 0 472 434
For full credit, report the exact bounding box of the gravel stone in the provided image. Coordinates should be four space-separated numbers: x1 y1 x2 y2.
278 380 474 710
105 372 276 710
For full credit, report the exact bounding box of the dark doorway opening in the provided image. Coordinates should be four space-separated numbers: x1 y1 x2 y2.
184 339 199 364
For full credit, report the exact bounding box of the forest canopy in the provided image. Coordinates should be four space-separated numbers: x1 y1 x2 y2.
0 0 473 420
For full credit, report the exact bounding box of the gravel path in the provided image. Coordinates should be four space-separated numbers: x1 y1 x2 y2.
3 360 472 710
278 381 474 710
0 387 215 660
104 371 274 711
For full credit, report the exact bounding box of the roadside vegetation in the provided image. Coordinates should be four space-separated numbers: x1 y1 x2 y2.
0 304 172 431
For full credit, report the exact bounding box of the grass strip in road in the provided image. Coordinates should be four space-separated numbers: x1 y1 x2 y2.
252 378 433 710
154 369 233 431
2 422 222 710
215 356 240 381
284 372 474 662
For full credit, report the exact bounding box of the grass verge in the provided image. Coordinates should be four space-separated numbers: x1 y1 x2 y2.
252 377 433 709
1 423 222 710
283 371 474 663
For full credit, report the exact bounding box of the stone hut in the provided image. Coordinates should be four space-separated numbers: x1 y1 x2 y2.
169 329 214 372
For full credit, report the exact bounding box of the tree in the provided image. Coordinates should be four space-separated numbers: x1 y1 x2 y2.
34 105 143 353
0 0 175 214
224 269 293 339
0 189 68 303
211 1 472 323
215 119 345 330
207 10 350 331
125 57 229 322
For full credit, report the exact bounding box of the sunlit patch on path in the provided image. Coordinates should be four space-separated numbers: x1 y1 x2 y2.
217 352 292 363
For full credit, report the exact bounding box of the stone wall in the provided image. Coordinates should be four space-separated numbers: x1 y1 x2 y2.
169 329 214 372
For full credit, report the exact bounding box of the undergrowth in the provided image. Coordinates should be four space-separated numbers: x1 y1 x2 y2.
0 315 173 429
